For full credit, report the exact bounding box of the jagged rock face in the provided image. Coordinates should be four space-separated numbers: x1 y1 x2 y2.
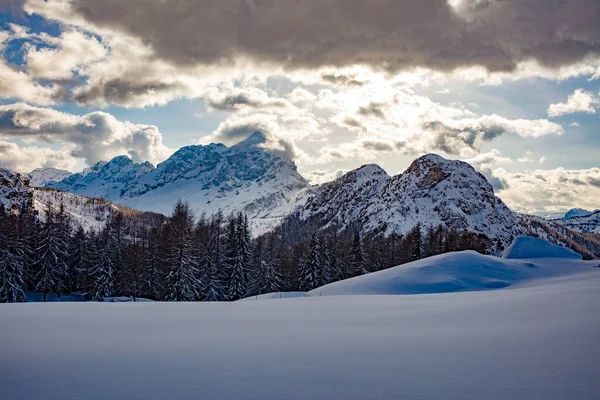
284 154 523 250
47 132 310 234
0 169 32 207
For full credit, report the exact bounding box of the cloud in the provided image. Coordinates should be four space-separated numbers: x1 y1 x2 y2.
494 167 600 213
465 149 512 169
0 61 63 105
0 103 172 166
204 87 290 111
0 140 77 172
199 114 302 161
24 29 107 80
547 89 598 117
357 102 387 119
21 0 600 74
421 115 563 156
321 73 367 87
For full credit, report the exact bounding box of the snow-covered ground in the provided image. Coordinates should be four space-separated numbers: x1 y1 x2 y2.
2 237 599 399
1 269 599 400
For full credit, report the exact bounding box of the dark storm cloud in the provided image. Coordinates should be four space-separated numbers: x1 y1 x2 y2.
422 119 515 155
321 73 367 86
587 177 600 188
205 93 288 111
358 102 386 119
73 79 184 106
62 0 600 72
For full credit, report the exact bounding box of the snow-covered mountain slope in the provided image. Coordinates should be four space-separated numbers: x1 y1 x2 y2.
307 237 597 297
548 210 600 234
545 208 597 220
0 168 162 231
26 168 72 187
48 132 309 234
283 154 522 251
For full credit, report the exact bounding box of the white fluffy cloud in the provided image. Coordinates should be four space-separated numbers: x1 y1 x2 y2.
0 103 173 168
547 89 598 117
494 167 600 214
0 140 77 172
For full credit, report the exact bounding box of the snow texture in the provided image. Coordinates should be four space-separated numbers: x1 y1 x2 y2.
1 268 599 400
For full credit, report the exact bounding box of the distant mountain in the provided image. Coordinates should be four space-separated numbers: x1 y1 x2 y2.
0 168 163 231
17 136 598 257
281 154 522 252
26 168 73 187
47 132 309 234
542 208 600 234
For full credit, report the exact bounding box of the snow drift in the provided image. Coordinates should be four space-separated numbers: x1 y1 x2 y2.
306 238 595 297
502 236 582 260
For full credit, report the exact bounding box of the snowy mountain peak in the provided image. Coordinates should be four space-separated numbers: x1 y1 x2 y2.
26 168 72 187
564 208 594 220
229 131 268 152
283 153 520 251
46 135 310 234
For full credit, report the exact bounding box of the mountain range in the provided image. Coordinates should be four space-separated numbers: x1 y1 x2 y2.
1 131 598 257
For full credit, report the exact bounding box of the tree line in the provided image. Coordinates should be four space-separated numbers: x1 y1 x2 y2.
0 199 492 303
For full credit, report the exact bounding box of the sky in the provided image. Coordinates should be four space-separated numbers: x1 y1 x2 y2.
0 0 599 215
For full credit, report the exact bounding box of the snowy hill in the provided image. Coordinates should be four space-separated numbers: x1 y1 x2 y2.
48 132 309 234
26 168 72 187
282 154 522 251
306 237 596 297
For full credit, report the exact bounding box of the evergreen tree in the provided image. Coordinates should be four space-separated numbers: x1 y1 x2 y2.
67 226 87 292
87 224 114 301
261 233 283 294
199 210 224 301
0 205 26 303
141 227 164 300
34 204 68 301
225 213 250 300
409 223 423 261
163 200 199 301
299 233 323 291
350 231 368 276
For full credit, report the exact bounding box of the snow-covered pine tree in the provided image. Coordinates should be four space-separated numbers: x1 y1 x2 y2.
261 233 283 294
34 204 68 301
163 200 199 302
299 233 323 291
350 231 368 276
141 226 164 300
225 214 247 301
87 224 114 301
67 226 87 293
247 235 265 297
54 201 71 297
17 198 38 289
0 204 26 303
319 239 333 285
